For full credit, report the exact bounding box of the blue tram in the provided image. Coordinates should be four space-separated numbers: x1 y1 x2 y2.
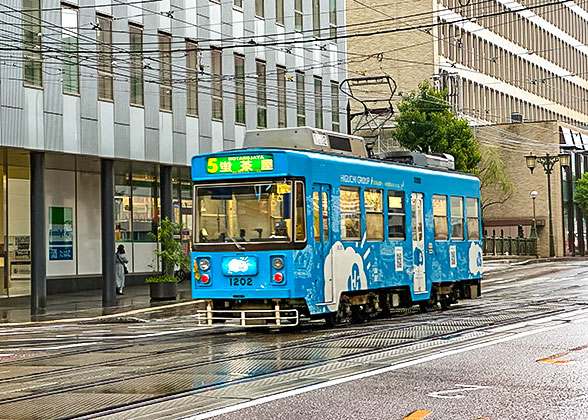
191 128 482 326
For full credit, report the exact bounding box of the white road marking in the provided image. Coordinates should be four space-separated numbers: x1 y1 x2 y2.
183 313 587 420
2 342 100 351
427 384 492 399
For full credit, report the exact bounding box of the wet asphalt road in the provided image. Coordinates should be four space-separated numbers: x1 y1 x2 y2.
1 259 588 420
203 260 588 420
212 309 588 420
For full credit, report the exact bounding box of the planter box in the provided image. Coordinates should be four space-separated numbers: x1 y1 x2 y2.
149 282 178 301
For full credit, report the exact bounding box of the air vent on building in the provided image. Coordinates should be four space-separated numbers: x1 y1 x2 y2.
511 112 524 123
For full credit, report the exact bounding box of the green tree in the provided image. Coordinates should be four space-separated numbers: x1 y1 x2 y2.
477 145 514 217
392 81 481 173
574 172 588 215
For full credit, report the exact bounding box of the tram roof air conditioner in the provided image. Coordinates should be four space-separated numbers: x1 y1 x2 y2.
243 127 368 158
375 151 455 171
511 112 524 123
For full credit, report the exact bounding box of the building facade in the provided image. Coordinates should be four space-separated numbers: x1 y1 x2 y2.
347 0 588 128
0 0 348 303
346 0 588 256
476 121 588 258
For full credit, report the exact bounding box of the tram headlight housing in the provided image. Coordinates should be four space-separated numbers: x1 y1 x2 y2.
272 257 284 270
199 258 211 272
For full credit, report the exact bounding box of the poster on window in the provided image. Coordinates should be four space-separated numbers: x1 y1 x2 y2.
49 206 74 260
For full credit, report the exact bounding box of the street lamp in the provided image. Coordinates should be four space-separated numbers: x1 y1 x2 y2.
530 190 538 238
525 152 571 257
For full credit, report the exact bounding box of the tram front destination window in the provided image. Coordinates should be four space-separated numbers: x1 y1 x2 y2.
196 181 301 244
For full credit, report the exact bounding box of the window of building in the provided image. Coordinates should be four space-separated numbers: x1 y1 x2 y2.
115 162 133 243
365 189 384 241
62 6 79 94
450 196 464 240
331 81 340 131
97 15 113 100
186 41 198 116
277 66 287 127
295 181 306 241
296 72 305 126
276 0 284 25
255 0 264 18
129 25 144 106
329 0 337 38
211 49 223 120
159 32 172 111
466 197 480 240
235 54 245 124
314 76 323 128
341 187 361 240
23 0 42 87
132 164 158 243
313 0 320 37
295 0 303 31
388 190 405 240
234 0 242 8
256 60 267 128
433 194 448 240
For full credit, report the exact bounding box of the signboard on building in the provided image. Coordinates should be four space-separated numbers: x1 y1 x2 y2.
48 206 74 261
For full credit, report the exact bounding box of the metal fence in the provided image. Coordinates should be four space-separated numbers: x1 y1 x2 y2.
483 236 538 256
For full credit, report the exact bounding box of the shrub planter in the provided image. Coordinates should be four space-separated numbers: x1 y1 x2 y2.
149 282 177 301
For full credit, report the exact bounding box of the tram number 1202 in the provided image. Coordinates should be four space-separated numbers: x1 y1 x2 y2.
230 278 253 286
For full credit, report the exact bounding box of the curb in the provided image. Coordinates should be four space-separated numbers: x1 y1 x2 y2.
0 299 204 328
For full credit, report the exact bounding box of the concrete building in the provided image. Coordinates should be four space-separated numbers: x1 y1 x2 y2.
347 0 588 127
346 0 588 257
0 0 348 308
475 121 588 257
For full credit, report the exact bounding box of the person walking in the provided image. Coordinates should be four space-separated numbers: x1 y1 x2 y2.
115 244 129 295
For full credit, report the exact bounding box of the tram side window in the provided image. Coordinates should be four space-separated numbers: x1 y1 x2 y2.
295 181 306 241
466 197 480 240
433 194 448 240
313 189 328 242
365 188 384 241
313 191 320 242
388 190 405 240
450 196 464 240
340 186 361 240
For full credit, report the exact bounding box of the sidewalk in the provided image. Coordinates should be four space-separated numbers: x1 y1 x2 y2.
0 281 196 325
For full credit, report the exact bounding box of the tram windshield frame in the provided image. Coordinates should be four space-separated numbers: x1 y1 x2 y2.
193 178 306 251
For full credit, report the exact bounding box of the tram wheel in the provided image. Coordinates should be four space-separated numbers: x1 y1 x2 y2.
324 312 338 327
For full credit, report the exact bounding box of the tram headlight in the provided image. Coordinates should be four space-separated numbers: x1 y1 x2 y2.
272 257 284 270
199 258 211 272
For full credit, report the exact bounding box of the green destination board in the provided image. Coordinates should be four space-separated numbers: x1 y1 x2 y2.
206 155 274 174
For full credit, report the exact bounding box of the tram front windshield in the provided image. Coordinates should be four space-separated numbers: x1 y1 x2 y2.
196 181 295 244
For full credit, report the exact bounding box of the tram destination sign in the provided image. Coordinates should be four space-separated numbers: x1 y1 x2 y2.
206 154 274 174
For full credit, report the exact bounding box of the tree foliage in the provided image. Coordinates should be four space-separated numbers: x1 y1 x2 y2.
392 81 481 173
477 145 514 215
574 172 588 215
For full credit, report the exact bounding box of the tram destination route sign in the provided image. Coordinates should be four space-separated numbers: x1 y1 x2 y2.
206 154 274 174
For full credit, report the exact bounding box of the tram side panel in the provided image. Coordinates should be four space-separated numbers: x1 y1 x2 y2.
299 157 482 316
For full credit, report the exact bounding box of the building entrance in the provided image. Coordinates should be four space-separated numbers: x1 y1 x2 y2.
0 150 31 297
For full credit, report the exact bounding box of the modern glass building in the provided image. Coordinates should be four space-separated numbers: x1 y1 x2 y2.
0 0 348 308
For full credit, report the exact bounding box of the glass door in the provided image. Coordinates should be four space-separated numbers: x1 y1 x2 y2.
0 150 31 297
6 156 31 297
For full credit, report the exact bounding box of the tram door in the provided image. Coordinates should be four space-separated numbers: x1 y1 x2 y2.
313 184 334 302
411 192 427 293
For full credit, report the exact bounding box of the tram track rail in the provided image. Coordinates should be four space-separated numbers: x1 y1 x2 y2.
0 297 586 419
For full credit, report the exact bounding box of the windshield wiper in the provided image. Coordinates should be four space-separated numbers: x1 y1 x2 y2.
223 231 245 251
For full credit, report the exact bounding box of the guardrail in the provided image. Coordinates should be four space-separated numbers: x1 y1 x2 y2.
483 236 538 256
